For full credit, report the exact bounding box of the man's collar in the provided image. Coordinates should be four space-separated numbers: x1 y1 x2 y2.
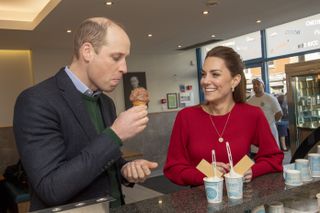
64 66 102 97
84 89 102 97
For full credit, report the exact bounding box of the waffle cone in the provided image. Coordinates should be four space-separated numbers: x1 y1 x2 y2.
132 101 146 106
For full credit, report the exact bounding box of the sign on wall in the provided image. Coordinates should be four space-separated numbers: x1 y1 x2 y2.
202 31 262 62
266 13 320 58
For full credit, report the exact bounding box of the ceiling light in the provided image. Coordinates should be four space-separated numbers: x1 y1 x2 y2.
203 10 209 15
105 1 113 6
178 45 182 48
211 34 216 38
147 34 152 37
256 19 262 23
66 29 72 33
0 0 61 30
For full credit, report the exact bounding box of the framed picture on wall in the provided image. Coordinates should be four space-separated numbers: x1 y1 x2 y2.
123 72 147 109
167 93 178 109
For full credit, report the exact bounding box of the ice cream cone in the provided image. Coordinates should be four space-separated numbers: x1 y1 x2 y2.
132 101 146 106
129 87 149 107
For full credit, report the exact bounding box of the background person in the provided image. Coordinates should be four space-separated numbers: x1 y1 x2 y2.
247 78 283 149
164 46 283 186
13 17 157 211
276 93 289 151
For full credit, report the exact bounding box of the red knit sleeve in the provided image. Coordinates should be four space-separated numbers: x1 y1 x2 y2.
163 110 205 186
251 108 284 178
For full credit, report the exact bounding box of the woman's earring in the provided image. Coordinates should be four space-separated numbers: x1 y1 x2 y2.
231 87 235 92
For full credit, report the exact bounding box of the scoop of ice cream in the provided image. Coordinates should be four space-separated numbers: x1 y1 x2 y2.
129 87 149 106
229 169 241 177
225 170 242 178
204 176 223 182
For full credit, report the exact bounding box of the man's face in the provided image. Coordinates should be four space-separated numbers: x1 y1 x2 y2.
86 25 130 92
252 80 264 95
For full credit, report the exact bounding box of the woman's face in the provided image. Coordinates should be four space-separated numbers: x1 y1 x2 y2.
201 56 239 104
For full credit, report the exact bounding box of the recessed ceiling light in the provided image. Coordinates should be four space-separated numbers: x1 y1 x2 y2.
105 1 113 6
256 19 262 23
0 0 61 30
147 34 152 37
178 45 182 48
211 34 216 38
203 10 209 15
66 29 72 33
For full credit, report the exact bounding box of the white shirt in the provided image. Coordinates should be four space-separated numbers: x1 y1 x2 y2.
247 93 282 147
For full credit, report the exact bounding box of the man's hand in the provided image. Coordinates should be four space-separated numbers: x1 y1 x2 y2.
275 111 283 122
111 105 148 141
121 159 158 183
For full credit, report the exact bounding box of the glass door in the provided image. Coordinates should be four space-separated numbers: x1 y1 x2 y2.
292 75 320 128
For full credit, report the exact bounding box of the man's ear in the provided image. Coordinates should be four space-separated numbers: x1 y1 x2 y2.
232 74 241 88
80 42 94 62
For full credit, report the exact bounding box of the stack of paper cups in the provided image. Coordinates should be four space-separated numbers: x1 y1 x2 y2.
308 153 320 177
295 159 312 182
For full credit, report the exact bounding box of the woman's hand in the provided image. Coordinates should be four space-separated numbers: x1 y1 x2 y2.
243 169 253 183
215 162 230 175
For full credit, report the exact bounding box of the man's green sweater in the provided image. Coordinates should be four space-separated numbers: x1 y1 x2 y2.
82 94 122 208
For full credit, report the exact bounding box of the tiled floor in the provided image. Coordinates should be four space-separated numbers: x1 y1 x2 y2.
122 150 293 204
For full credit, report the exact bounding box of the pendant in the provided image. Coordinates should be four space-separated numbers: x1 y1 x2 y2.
218 137 224 143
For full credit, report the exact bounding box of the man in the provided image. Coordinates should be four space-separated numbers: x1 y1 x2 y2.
247 77 283 148
13 17 158 211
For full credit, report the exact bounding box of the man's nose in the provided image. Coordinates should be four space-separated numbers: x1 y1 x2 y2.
120 60 128 74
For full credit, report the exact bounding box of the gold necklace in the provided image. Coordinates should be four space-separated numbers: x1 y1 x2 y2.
209 108 233 143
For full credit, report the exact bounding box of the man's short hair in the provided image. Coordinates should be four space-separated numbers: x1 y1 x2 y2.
73 18 113 59
252 77 264 85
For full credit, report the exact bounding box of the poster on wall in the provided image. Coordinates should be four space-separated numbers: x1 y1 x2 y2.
179 92 194 108
123 72 147 109
167 93 178 109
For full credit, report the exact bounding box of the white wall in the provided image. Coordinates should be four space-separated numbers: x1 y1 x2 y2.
108 50 200 113
0 50 33 126
31 48 200 114
32 48 72 83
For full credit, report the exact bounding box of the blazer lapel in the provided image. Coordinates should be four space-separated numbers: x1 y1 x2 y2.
55 68 97 139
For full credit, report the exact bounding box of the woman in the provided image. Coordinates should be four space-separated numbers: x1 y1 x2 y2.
164 46 283 186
